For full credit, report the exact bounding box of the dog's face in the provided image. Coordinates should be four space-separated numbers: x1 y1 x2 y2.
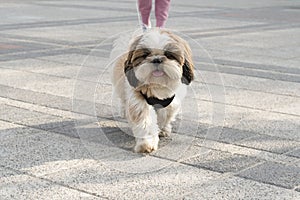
124 30 194 91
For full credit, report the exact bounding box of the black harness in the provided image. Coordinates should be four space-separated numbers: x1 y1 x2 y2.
140 91 175 109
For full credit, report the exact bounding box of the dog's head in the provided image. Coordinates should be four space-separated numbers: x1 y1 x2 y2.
124 29 194 90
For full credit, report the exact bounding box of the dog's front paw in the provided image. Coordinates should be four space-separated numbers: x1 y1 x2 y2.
159 130 171 137
134 137 159 153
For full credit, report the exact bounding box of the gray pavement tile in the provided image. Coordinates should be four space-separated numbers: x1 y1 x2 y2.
1 17 137 41
202 57 300 76
222 106 300 141
194 70 300 98
216 86 300 115
236 135 300 154
72 99 110 117
182 149 262 173
0 0 135 25
74 80 111 103
1 59 80 78
33 1 136 13
51 124 79 138
42 161 220 199
20 115 75 131
0 104 77 132
1 58 109 81
188 100 300 141
200 62 300 83
0 84 72 111
0 121 41 141
38 54 109 68
172 119 209 138
238 162 300 189
210 126 260 143
100 131 135 151
193 138 300 166
0 131 92 171
0 68 75 97
219 127 258 143
183 176 300 200
286 148 300 159
0 32 79 46
50 119 106 139
0 39 57 55
0 167 100 200
0 104 44 122
0 47 91 62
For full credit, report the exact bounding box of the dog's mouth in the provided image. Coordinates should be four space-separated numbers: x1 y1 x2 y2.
152 70 165 77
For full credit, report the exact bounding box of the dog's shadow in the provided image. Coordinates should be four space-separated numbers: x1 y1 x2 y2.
95 117 175 151
38 116 203 155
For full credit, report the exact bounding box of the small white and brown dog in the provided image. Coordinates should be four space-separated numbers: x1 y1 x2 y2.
112 29 194 153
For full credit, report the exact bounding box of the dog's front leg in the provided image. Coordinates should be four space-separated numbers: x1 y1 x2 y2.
126 97 159 153
157 102 180 137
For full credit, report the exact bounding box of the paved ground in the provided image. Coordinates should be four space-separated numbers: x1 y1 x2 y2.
0 0 300 199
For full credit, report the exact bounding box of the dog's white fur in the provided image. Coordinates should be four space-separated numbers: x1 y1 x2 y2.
111 29 194 153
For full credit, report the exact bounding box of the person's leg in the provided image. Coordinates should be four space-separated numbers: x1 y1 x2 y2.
155 0 171 28
138 0 152 28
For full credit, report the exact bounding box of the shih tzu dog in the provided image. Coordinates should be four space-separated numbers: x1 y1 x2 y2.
112 29 194 153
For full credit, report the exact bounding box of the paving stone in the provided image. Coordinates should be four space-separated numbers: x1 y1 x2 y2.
183 176 300 200
19 114 74 130
224 87 300 115
0 39 56 55
182 149 262 173
1 58 108 82
0 131 92 171
192 138 300 167
172 119 208 138
51 119 102 138
286 148 300 159
0 167 100 200
0 68 75 97
1 59 81 79
236 135 300 154
238 162 300 189
42 161 220 199
0 104 44 122
38 53 109 68
197 126 261 144
102 131 135 151
222 106 300 141
51 124 80 138
198 66 300 97
0 85 72 111
217 127 260 143
0 104 77 132
0 121 41 141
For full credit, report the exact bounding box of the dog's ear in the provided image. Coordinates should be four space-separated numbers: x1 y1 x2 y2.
124 52 139 88
162 30 194 85
181 58 194 85
181 42 194 85
123 36 143 88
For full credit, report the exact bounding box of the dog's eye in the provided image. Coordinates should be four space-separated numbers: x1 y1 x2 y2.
132 49 151 65
164 51 178 60
134 49 151 60
141 51 150 58
142 48 152 58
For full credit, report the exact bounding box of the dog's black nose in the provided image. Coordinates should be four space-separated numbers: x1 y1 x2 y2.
151 58 163 64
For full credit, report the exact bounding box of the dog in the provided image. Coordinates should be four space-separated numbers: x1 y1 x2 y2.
111 29 194 153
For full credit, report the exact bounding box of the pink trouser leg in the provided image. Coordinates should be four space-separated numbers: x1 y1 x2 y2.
155 0 171 28
138 0 152 27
